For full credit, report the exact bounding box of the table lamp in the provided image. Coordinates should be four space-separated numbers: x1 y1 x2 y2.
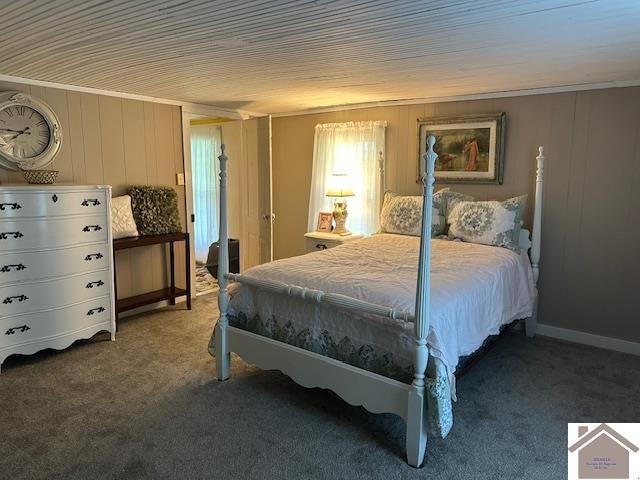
326 173 355 235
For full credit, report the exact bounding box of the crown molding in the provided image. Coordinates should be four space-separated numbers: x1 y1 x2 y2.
271 79 640 117
0 74 266 120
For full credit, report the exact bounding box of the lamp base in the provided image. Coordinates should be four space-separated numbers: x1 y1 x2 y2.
332 200 350 235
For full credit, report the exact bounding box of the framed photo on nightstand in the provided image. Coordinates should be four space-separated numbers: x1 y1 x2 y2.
316 211 333 232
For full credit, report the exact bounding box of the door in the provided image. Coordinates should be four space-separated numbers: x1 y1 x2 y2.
241 116 273 268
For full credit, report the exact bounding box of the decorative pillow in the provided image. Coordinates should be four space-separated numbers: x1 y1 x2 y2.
447 195 527 252
441 190 475 222
380 189 449 237
110 195 139 239
128 186 182 236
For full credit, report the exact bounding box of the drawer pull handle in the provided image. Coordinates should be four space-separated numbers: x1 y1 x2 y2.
81 198 101 207
3 294 28 304
0 202 21 211
5 324 30 335
0 231 24 240
1 264 26 272
86 280 105 289
52 194 58 203
84 253 104 261
87 306 106 316
316 243 328 250
82 225 102 232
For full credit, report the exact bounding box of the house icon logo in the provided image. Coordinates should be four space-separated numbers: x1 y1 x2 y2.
568 423 639 479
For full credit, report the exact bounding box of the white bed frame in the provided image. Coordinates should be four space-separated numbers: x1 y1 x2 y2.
211 139 545 467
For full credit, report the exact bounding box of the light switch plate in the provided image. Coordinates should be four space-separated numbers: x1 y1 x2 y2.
176 173 185 186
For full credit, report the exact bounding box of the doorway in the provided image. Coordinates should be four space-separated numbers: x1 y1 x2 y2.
182 111 273 298
190 118 223 295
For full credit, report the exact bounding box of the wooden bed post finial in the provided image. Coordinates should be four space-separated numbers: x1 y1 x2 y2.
406 134 437 468
210 143 231 380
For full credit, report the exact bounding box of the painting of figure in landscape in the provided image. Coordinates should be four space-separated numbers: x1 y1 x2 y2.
418 113 505 184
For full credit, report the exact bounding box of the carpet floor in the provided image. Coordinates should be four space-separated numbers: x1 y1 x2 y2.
1 294 638 480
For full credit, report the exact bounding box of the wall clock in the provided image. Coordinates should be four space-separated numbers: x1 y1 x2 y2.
0 91 62 170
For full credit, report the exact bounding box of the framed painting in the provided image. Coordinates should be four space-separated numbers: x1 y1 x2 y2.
417 113 506 184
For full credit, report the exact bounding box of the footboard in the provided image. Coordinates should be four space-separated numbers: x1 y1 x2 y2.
228 326 413 419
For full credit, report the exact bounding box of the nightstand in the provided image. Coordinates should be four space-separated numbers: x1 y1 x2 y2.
304 231 364 253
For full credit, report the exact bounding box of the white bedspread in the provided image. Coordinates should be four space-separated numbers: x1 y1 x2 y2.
228 233 535 383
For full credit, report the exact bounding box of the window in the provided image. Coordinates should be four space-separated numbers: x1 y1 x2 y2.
307 121 387 235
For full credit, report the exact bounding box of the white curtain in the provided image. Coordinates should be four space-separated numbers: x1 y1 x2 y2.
191 124 222 263
307 121 387 235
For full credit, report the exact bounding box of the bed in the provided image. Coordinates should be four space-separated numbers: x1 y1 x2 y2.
209 137 545 467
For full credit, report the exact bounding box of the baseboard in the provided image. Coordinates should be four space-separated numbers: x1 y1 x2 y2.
537 324 640 356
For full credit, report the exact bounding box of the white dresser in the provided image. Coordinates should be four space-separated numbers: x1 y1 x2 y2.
0 185 115 371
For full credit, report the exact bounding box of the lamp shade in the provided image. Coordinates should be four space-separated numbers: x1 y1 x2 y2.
326 188 355 197
325 173 355 197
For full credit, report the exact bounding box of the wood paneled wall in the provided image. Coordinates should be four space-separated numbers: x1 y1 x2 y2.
0 81 186 299
272 86 640 343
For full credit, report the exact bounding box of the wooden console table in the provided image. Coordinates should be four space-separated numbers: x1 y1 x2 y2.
113 232 192 320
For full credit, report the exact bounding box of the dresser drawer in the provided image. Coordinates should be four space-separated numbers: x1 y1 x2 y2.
0 214 107 251
0 297 112 349
0 270 111 318
0 243 110 285
0 190 106 219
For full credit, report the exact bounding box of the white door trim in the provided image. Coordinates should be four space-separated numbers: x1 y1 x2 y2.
181 109 197 298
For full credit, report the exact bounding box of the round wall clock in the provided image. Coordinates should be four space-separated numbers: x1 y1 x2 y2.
0 91 62 171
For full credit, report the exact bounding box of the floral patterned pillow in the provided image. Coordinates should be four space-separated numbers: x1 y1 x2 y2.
380 189 449 237
442 190 475 221
447 196 527 252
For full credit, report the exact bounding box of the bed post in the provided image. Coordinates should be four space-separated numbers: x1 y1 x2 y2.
526 146 544 338
406 135 437 468
214 144 231 380
378 150 385 214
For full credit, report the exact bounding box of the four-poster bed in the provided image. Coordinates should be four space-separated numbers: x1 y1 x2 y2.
210 137 545 467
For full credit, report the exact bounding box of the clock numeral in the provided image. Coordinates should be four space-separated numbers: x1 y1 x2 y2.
15 106 25 116
5 107 13 117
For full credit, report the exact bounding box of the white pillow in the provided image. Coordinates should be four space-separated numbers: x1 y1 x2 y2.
111 195 139 239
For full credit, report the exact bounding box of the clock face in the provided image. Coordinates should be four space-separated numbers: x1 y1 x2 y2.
0 104 51 159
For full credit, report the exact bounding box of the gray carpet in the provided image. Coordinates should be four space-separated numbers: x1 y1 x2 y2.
1 295 638 480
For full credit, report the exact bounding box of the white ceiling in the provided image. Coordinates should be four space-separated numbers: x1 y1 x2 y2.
1 0 639 114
